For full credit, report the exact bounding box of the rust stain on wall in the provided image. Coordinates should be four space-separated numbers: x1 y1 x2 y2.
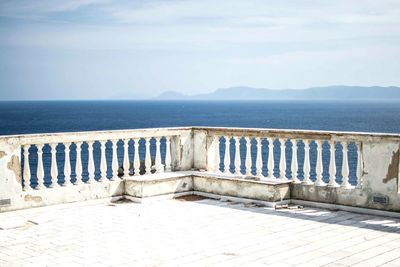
7 155 21 183
24 195 42 203
383 149 399 183
0 151 6 159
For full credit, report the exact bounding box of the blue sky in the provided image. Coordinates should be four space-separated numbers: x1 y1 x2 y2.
0 0 399 100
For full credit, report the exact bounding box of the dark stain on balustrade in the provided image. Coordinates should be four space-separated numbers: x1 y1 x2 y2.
383 149 399 183
7 155 21 183
24 195 42 203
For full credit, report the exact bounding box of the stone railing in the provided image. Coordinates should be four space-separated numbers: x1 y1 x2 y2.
1 126 399 212
202 128 363 188
0 127 193 211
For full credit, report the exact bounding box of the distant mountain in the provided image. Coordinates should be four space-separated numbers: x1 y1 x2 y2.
155 86 400 100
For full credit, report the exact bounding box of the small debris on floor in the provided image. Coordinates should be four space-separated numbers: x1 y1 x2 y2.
175 195 209 201
275 204 304 210
275 204 289 209
110 198 135 205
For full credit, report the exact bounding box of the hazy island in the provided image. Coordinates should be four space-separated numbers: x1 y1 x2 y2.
156 86 400 100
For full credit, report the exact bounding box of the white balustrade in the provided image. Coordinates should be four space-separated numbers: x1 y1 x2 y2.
315 140 325 186
291 140 299 182
123 139 130 178
64 143 71 185
245 137 252 176
224 136 231 174
234 137 241 175
133 138 140 175
15 128 364 193
36 144 44 189
255 137 262 177
267 137 274 178
328 140 338 187
23 145 30 190
50 143 59 187
99 141 107 182
145 138 151 175
87 141 95 184
279 138 286 179
303 140 312 184
155 137 162 173
341 142 351 188
75 142 83 185
112 140 119 179
16 131 176 193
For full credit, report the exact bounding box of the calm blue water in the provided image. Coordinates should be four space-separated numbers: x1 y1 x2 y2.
0 100 400 135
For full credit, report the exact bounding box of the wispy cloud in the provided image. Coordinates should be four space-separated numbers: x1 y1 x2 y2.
0 0 399 99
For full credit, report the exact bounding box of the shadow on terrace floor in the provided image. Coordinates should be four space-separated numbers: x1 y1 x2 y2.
172 195 400 235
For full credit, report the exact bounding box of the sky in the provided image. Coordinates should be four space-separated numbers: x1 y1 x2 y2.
0 0 400 100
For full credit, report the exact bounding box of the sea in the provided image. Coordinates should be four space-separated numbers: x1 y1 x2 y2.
1 100 400 135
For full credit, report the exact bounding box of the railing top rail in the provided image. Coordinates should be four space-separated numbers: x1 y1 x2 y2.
1 126 400 146
192 126 400 142
0 127 192 145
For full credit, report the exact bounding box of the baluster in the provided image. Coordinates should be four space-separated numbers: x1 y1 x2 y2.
64 143 71 185
279 138 286 179
111 140 119 180
50 143 59 187
75 142 83 185
234 136 241 175
123 139 130 178
23 145 31 190
245 137 252 176
165 137 172 172
315 140 325 186
223 136 231 174
267 137 274 178
87 141 95 184
356 142 363 188
36 144 44 189
291 140 299 182
155 137 162 173
134 138 141 175
341 142 351 188
99 140 107 181
255 137 263 177
145 137 152 174
303 140 312 184
328 140 338 187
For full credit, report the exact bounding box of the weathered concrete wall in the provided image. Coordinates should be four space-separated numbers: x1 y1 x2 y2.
125 174 193 198
291 140 400 211
0 139 23 212
193 174 291 202
171 131 194 171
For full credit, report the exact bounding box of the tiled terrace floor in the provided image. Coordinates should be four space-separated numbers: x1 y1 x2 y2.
1 197 400 267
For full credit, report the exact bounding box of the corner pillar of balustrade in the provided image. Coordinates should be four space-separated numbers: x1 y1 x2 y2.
358 138 400 211
192 128 220 172
0 139 23 211
170 129 194 171
193 129 208 171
